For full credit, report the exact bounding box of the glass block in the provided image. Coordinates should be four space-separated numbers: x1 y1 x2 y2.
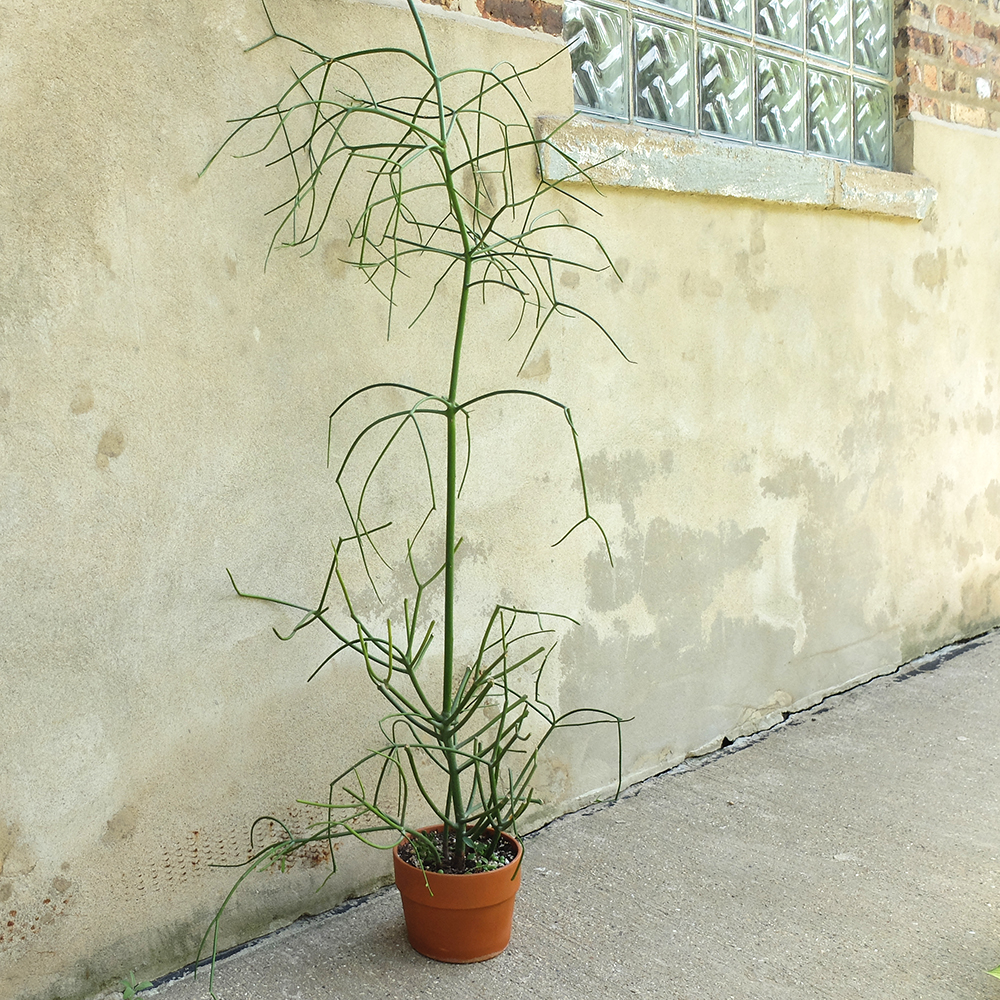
807 68 850 157
637 0 693 18
807 0 850 62
854 80 891 167
699 37 752 139
757 0 804 46
564 0 629 119
699 0 751 33
853 0 891 76
757 55 804 148
634 19 695 129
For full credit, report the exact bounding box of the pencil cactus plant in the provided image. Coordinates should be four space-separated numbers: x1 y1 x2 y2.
200 0 627 981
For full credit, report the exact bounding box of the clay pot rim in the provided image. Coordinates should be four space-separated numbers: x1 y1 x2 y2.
392 823 522 879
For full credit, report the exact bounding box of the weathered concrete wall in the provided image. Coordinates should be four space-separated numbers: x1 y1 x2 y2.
1 1 999 998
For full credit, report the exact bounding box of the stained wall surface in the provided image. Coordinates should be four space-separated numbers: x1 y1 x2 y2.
1 2 999 998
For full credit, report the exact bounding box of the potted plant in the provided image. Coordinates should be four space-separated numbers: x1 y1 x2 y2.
199 0 627 986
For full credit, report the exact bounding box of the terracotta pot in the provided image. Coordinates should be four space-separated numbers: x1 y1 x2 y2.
392 826 523 963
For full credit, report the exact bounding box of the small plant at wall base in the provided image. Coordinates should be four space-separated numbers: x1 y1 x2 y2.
199 0 628 985
119 972 153 1000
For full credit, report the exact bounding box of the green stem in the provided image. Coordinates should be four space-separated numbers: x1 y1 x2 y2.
408 0 476 871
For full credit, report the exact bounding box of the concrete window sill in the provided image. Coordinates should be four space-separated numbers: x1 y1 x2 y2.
536 116 937 221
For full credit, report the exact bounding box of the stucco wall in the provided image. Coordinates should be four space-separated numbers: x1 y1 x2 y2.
2 2 999 998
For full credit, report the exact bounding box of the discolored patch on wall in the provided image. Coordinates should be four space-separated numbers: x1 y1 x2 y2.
0 882 72 950
975 404 994 435
559 613 798 782
760 452 893 667
584 448 654 525
0 820 35 878
0 821 13 875
518 348 551 381
879 282 922 337
102 805 138 844
955 536 984 570
96 427 126 469
51 876 71 895
919 473 955 539
960 570 1000 627
639 518 768 620
913 248 947 289
836 389 897 465
749 211 766 256
586 525 644 612
680 269 724 299
986 480 1000 518
733 248 778 313
323 239 351 280
70 383 94 415
535 758 572 803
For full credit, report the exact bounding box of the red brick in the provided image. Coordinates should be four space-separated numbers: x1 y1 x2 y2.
953 102 991 125
901 26 949 53
925 63 940 87
941 66 958 87
476 0 563 33
952 40 987 64
974 20 1000 43
924 95 951 117
935 3 972 30
934 4 972 35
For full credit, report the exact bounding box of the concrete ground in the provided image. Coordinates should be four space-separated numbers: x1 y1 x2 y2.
153 633 1000 1000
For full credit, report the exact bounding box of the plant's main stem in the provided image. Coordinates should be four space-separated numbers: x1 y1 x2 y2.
411 0 476 872
441 255 473 872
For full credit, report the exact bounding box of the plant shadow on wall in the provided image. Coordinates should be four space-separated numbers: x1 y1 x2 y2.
198 0 630 988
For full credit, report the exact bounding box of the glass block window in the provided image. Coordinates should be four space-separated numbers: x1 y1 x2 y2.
564 0 893 168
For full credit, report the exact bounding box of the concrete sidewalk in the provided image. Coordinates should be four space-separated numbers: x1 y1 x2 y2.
154 633 1000 1000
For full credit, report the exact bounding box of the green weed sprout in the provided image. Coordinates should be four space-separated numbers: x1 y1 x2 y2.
120 972 153 1000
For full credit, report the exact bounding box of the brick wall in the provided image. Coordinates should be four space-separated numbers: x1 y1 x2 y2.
896 0 1000 129
424 0 565 34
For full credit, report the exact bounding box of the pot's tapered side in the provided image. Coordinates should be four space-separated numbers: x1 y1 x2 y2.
392 827 523 963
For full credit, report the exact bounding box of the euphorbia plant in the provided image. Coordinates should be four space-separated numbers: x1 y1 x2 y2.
200 0 627 984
